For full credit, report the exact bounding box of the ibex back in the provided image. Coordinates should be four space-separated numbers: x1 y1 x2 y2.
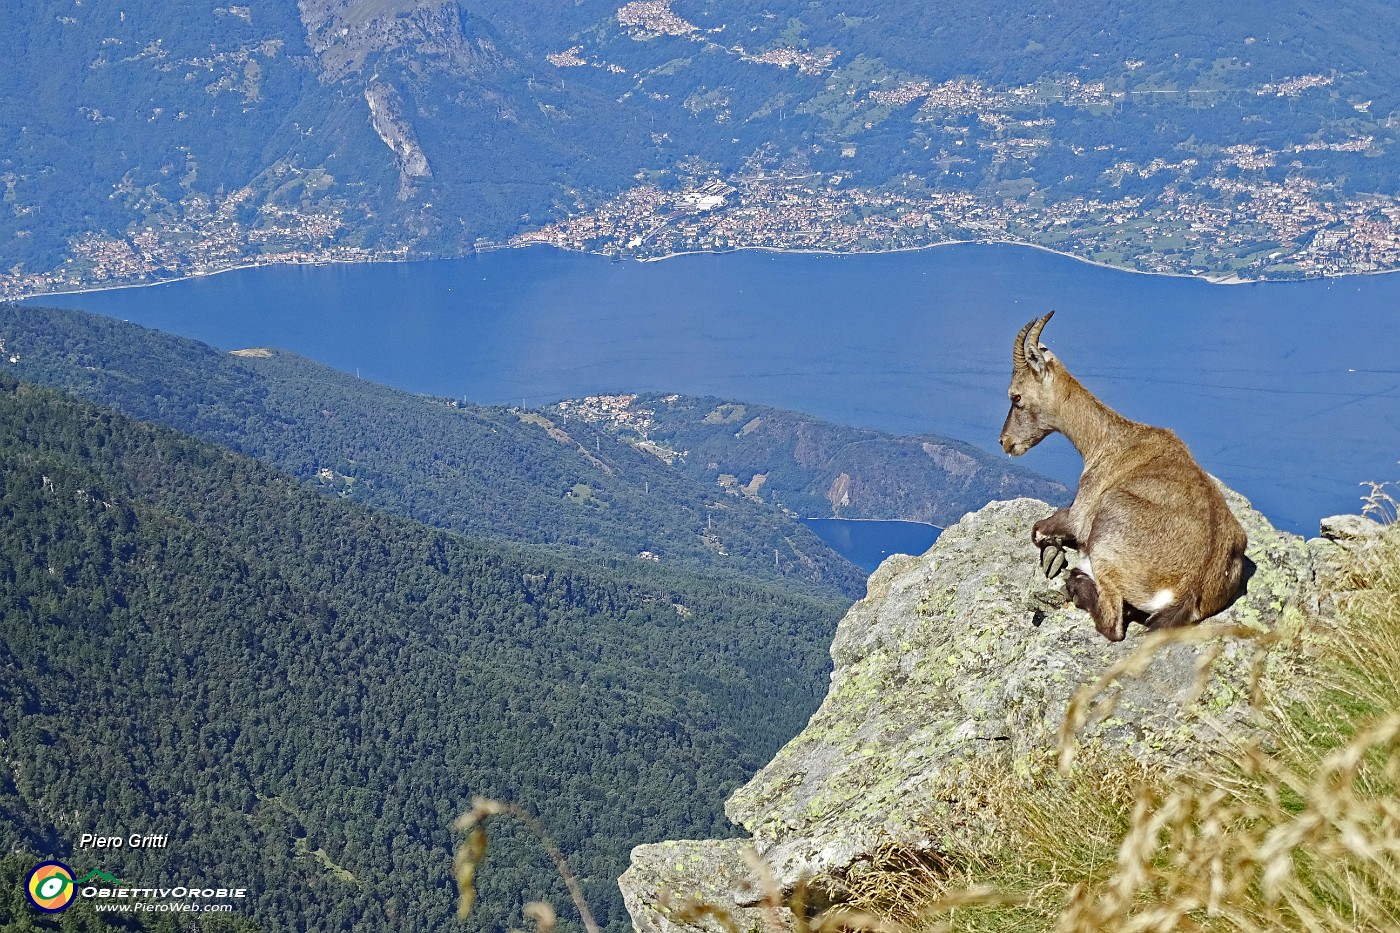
999 311 1248 642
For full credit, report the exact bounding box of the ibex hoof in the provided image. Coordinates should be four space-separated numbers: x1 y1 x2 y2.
1040 543 1067 579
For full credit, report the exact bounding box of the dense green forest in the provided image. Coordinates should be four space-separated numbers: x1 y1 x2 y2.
553 392 1068 525
0 303 866 598
0 372 846 932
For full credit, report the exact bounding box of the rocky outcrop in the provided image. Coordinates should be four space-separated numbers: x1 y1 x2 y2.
300 0 489 81
619 488 1374 930
365 82 431 195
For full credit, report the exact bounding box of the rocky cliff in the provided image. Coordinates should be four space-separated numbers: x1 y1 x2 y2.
618 488 1382 930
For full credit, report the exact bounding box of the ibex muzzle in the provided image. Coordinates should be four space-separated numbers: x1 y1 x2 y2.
1001 311 1248 642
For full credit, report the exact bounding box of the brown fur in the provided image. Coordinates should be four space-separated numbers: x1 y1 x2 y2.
999 311 1248 642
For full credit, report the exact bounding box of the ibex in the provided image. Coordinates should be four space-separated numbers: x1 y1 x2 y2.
1000 311 1248 642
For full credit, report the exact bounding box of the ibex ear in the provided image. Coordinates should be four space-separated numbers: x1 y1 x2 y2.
1025 341 1048 378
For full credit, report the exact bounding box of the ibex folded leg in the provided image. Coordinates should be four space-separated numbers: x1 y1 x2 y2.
1065 568 1097 614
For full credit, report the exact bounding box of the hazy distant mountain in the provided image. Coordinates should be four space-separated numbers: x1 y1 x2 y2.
7 0 1400 295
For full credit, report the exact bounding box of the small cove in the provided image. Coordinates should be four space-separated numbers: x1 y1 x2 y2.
801 519 943 574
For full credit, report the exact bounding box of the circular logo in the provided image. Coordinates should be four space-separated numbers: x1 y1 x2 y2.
26 861 76 913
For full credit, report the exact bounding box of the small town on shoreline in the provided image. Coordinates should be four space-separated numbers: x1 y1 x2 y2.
7 164 1400 302
514 166 1400 282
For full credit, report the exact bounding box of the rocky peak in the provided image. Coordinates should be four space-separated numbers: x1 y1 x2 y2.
299 0 485 80
619 487 1373 930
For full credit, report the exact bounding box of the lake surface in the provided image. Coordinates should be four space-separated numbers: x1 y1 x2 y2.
803 519 942 574
31 244 1400 535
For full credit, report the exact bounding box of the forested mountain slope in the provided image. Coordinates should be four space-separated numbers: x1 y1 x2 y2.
1 303 865 597
0 373 845 932
555 392 1069 526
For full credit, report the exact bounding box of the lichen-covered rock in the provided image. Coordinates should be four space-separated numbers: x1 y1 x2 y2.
619 487 1327 922
620 839 787 933
1319 513 1386 542
1309 513 1388 608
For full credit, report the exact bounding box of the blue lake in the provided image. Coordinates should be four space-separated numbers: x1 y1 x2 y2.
30 243 1400 536
802 519 942 574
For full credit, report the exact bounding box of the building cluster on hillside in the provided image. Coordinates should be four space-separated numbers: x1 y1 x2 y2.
555 393 659 434
734 44 838 74
894 75 1119 118
0 197 395 300
1106 157 1197 182
1220 145 1276 170
545 46 587 67
1257 73 1334 97
515 159 1400 280
614 0 838 76
615 0 699 39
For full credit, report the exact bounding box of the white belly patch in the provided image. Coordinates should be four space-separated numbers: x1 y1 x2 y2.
1141 589 1175 612
1078 556 1094 581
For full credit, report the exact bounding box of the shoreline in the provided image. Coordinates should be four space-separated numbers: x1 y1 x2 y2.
507 236 1400 287
7 255 411 304
628 237 1387 287
8 236 1396 303
630 237 1265 285
802 516 944 531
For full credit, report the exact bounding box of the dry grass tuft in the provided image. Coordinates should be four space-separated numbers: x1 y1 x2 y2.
1360 476 1398 525
451 797 601 933
839 844 965 925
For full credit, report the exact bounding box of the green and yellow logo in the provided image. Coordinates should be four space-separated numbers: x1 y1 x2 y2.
25 861 75 913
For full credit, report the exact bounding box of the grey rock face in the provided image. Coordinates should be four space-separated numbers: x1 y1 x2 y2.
619 839 789 933
1319 513 1386 543
364 83 433 196
620 487 1328 925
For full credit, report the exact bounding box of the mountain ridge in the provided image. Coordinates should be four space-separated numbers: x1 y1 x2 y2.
0 302 868 596
1 302 1069 597
8 1 1400 297
551 391 1069 526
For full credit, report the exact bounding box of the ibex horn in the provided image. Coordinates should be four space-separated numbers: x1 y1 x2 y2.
1027 310 1054 353
1012 319 1034 369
